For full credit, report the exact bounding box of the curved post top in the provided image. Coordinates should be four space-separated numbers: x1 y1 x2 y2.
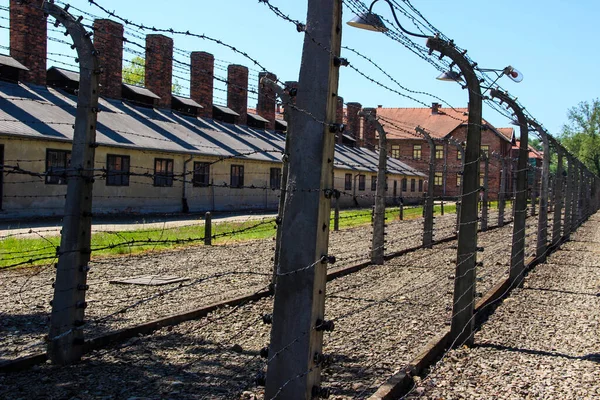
426 37 481 97
359 109 386 138
490 89 527 126
260 77 292 121
43 1 98 72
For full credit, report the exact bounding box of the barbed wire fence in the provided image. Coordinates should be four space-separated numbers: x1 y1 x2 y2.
1 0 600 399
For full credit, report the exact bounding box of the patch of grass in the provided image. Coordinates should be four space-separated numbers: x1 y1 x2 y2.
3 201 482 269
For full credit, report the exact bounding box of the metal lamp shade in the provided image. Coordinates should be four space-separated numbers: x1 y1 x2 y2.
436 70 462 82
346 12 388 32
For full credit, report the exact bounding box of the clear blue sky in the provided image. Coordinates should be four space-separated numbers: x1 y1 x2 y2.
2 0 598 136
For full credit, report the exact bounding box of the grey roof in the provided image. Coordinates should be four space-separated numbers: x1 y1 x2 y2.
0 54 29 71
342 134 356 142
122 83 161 100
172 95 203 108
0 80 424 178
49 66 80 82
275 119 287 127
213 104 240 117
247 113 270 123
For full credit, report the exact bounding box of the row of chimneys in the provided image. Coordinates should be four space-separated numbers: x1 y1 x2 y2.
8 0 379 147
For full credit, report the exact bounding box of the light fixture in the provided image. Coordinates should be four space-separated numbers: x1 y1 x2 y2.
436 70 462 82
503 66 523 83
346 0 429 38
347 11 388 32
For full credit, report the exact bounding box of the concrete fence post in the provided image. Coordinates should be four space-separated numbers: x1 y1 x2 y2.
417 127 435 248
204 212 212 246
481 151 489 232
46 2 100 365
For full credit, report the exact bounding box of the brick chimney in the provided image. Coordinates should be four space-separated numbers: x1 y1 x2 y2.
347 102 362 141
227 64 248 125
145 34 173 109
191 51 214 119
362 107 377 150
93 19 123 99
336 96 344 144
431 102 441 114
257 71 276 130
10 0 46 85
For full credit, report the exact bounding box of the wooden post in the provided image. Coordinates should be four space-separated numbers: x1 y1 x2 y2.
481 151 489 232
399 197 404 221
361 111 388 265
265 0 342 397
46 2 100 365
204 212 212 246
491 90 528 289
427 38 482 347
531 122 550 261
549 139 564 247
418 127 435 248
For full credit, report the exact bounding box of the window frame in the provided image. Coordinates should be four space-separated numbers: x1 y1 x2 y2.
106 154 130 187
457 173 462 187
434 172 443 186
401 177 407 192
412 144 422 160
410 178 416 192
480 145 490 158
153 158 174 187
358 174 366 191
270 167 282 190
418 179 423 192
391 144 400 159
230 164 245 188
45 149 71 185
344 173 352 191
192 161 211 187
371 176 377 191
435 145 444 160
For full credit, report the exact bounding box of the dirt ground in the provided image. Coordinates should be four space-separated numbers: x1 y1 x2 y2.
0 207 550 399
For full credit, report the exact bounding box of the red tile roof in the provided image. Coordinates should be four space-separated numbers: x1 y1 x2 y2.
376 107 468 140
497 127 514 142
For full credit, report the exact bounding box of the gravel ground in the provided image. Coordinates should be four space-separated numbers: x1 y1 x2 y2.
0 207 542 399
406 212 600 400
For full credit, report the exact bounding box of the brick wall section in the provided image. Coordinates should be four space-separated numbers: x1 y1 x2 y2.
10 0 46 85
257 71 276 130
145 34 173 109
190 51 214 119
346 102 361 141
336 96 344 143
93 19 123 99
362 107 377 150
389 125 512 200
227 64 248 125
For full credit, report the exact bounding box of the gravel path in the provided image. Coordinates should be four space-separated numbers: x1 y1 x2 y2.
0 208 538 399
407 212 600 400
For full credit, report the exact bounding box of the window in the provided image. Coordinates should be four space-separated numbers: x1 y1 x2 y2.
391 144 400 159
231 165 244 188
480 173 485 187
371 176 377 191
457 173 462 187
270 167 281 189
154 158 174 187
193 162 210 187
358 174 366 191
344 173 352 191
434 172 443 186
413 144 422 160
46 149 71 185
401 177 407 192
418 179 423 192
106 155 130 186
481 145 489 158
457 143 465 160
435 145 444 160
410 178 416 192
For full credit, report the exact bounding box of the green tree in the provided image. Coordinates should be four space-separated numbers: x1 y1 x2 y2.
122 56 182 95
560 99 600 176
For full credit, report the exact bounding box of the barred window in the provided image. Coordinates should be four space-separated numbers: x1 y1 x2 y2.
358 174 366 191
106 155 130 186
154 158 174 187
344 173 352 191
46 149 71 185
231 165 244 188
193 162 210 187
